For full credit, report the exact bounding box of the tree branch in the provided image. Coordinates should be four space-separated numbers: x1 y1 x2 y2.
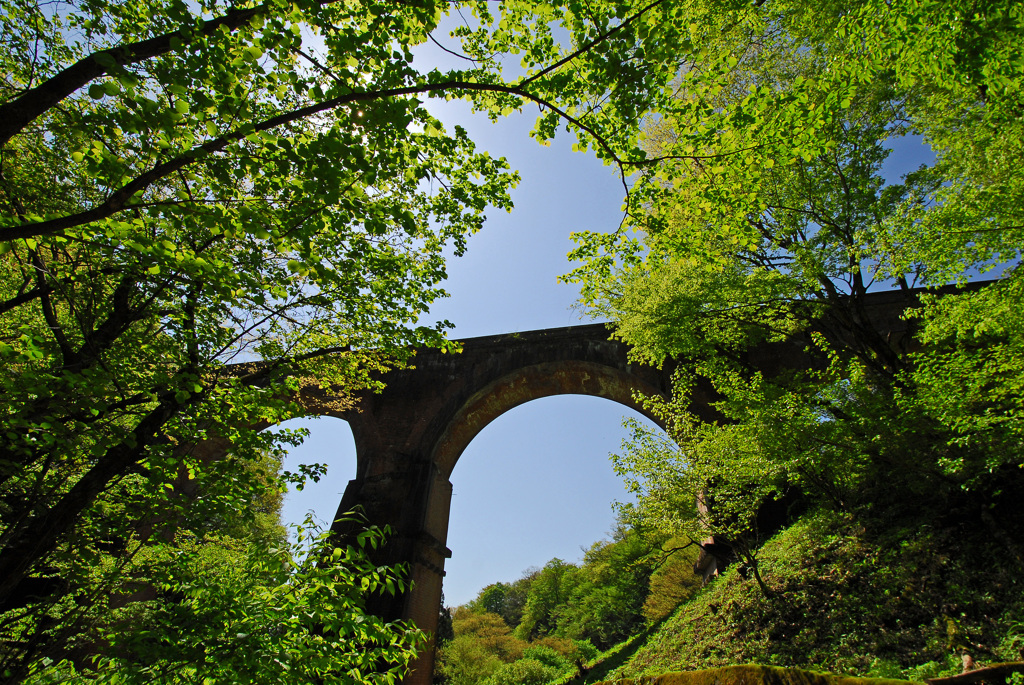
518 0 666 88
1 78 631 242
0 4 267 145
0 394 182 608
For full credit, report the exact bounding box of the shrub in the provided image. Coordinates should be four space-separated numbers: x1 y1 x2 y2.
484 657 564 685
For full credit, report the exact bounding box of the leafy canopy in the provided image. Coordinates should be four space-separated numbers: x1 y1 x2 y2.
0 0 707 679
566 0 1024 592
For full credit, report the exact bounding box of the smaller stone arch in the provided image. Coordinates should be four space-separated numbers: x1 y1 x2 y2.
272 415 359 533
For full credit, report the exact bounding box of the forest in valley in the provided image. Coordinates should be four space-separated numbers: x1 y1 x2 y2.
2 0 1024 683
432 523 703 685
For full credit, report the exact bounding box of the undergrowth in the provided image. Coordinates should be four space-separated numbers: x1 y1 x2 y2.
606 506 1024 682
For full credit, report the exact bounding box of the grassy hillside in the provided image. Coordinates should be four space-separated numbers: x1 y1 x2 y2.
437 482 1024 685
598 508 1024 683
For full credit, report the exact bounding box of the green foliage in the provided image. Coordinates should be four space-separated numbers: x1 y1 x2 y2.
483 655 565 685
0 0 720 676
642 539 702 625
905 278 1024 478
480 640 593 685
552 529 661 648
25 521 424 684
594 664 919 685
566 0 1024 601
469 578 532 630
437 592 456 649
434 607 525 685
511 529 661 648
438 524 668 684
567 0 1024 293
435 634 508 685
477 584 512 617
515 558 580 642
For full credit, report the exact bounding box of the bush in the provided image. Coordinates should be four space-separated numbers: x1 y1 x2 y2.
435 635 504 685
521 644 571 670
484 657 565 685
434 607 528 684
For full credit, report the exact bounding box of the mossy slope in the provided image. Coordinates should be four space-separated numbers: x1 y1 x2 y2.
596 664 917 685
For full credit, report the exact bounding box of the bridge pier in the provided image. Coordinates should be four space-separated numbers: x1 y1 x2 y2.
332 459 453 685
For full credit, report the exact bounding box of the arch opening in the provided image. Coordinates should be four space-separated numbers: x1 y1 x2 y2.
431 360 666 479
442 394 667 607
269 416 358 538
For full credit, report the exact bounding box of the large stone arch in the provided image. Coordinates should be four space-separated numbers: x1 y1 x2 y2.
430 359 667 478
321 324 688 685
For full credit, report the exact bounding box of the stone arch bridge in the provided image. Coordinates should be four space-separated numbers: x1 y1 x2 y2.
313 322 683 683
334 325 683 663
278 285 932 683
